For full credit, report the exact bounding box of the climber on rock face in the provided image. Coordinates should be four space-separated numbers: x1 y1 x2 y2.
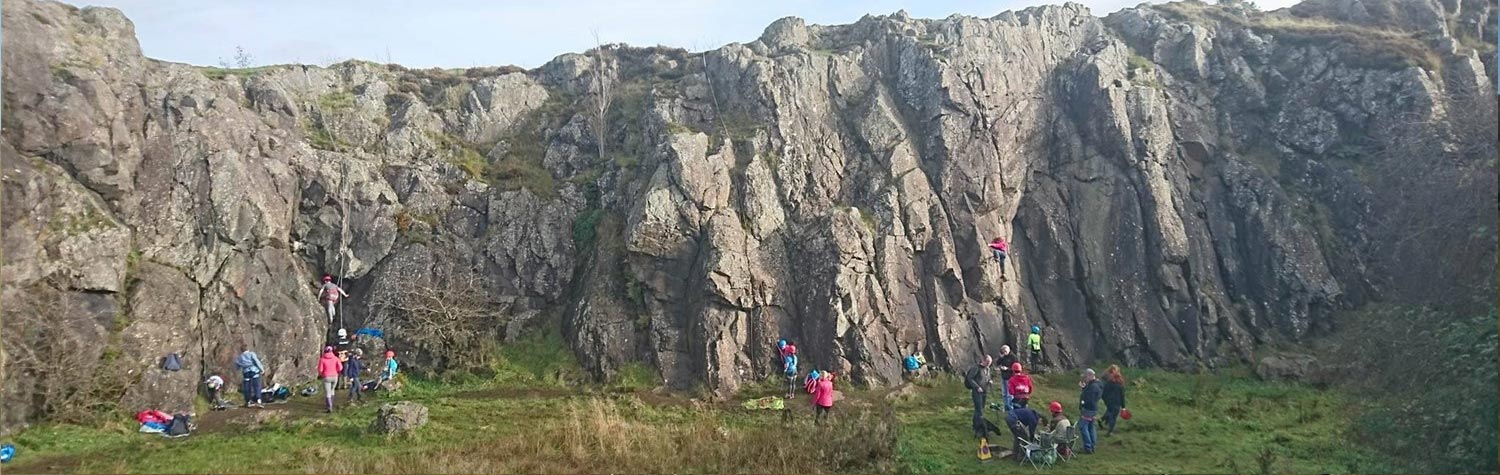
317 275 348 324
988 237 1009 275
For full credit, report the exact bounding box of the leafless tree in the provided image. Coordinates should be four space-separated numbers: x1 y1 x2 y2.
589 28 615 162
218 45 254 69
372 265 502 372
1 280 136 424
1365 86 1498 311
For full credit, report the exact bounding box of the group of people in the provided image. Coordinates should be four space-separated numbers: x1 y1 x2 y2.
201 273 402 413
778 339 838 424
968 349 1130 462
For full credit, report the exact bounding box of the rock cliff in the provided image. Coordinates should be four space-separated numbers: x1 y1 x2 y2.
3 0 1494 431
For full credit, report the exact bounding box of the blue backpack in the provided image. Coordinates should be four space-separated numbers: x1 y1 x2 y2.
904 355 920 371
783 354 798 375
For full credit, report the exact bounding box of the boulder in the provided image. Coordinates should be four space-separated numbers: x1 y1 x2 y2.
370 402 428 435
233 409 289 431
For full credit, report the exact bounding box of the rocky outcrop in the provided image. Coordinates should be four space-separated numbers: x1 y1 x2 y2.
2 0 1494 430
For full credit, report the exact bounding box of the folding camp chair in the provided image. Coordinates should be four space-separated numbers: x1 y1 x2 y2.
1016 436 1047 470
1055 425 1078 462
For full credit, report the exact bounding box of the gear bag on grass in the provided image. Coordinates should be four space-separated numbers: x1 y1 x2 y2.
162 353 182 372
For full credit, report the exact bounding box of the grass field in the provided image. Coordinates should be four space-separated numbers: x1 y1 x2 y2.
2 354 1402 474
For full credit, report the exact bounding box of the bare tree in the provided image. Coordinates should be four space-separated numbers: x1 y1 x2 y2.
218 45 254 69
590 28 615 162
2 280 136 424
372 265 502 372
1365 86 1499 311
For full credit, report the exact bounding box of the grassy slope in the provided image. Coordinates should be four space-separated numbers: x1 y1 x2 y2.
3 353 1399 474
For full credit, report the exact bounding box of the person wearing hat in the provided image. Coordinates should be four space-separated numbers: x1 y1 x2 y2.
204 375 228 410
317 346 343 413
1006 362 1034 408
381 349 399 383
996 345 1019 410
1027 326 1043 370
317 275 349 324
1046 400 1074 458
1078 368 1103 454
344 348 366 403
964 355 994 438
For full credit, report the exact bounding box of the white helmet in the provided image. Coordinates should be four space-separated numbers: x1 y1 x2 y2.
337 328 348 338
1000 345 1011 355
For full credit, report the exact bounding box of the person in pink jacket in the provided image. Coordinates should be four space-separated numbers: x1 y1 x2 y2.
988 237 1009 275
316 346 343 413
812 371 835 425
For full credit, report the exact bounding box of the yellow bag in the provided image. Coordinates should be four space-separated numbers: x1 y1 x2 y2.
978 438 992 461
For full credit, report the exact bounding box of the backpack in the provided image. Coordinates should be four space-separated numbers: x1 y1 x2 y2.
783 354 798 375
164 413 191 438
903 355 920 371
162 353 182 372
964 367 977 390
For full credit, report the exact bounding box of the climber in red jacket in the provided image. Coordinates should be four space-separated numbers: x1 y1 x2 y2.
988 237 1009 275
1006 362 1035 408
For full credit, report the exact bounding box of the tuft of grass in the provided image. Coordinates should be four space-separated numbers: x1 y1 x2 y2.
318 91 356 112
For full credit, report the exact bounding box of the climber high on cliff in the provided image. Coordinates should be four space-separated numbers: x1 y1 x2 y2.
988 237 1009 275
317 275 348 325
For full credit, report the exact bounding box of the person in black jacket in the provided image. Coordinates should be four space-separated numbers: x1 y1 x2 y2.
1102 364 1128 436
1078 368 1103 454
996 345 1019 411
1005 400 1041 462
965 355 994 438
344 349 365 403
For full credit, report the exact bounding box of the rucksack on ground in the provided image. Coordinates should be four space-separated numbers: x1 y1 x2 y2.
164 413 191 438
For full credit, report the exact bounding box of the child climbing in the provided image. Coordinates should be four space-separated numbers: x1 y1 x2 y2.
988 237 1009 275
317 275 348 324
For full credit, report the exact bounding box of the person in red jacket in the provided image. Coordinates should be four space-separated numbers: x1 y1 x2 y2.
316 346 343 413
812 371 835 425
988 237 1009 275
1006 362 1034 408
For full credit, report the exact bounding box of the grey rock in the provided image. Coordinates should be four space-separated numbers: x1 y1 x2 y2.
1256 354 1320 381
370 401 428 435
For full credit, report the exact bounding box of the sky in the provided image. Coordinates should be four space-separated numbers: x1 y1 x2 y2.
61 0 1300 69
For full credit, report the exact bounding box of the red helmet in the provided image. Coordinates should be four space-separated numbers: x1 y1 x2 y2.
1011 362 1023 373
1048 401 1063 413
323 275 333 282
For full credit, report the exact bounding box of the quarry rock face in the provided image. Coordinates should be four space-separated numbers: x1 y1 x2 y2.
2 0 1494 430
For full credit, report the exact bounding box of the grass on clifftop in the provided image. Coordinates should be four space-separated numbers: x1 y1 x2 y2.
2 346 1402 475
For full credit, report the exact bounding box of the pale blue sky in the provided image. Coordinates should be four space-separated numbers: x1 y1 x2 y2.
62 0 1299 69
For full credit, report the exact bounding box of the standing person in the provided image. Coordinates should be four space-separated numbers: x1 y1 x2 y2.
345 349 365 404
235 346 266 408
988 237 1009 274
1027 326 1043 369
1078 368 1103 454
812 371 835 425
317 346 343 413
1102 365 1128 436
964 355 994 438
317 275 348 325
996 345 1019 410
1006 362 1034 408
782 340 799 399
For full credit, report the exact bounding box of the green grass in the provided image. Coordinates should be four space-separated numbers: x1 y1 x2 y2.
892 368 1395 474
3 360 1401 474
318 91 356 112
